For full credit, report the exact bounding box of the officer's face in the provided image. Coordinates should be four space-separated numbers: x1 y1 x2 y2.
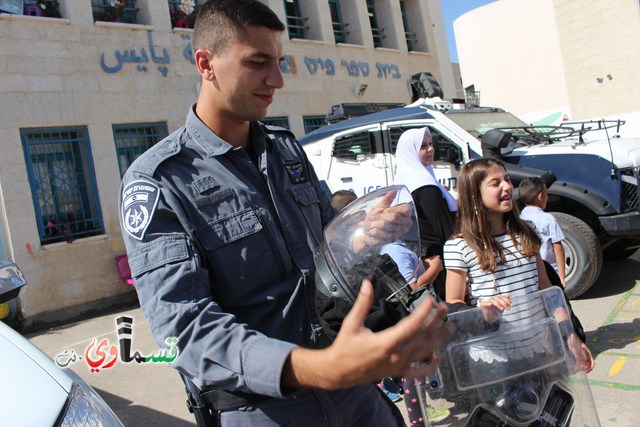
208 25 285 123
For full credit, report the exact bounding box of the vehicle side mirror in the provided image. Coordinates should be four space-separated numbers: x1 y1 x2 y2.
0 261 26 304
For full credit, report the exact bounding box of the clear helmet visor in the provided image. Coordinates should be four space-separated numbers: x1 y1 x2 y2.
314 185 422 313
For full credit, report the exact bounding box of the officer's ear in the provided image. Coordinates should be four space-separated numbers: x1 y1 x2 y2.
195 49 215 81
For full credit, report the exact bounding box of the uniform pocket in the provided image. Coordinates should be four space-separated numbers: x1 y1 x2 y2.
288 185 322 246
197 208 263 251
196 208 286 303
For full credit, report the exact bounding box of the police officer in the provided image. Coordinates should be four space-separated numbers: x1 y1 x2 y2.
119 1 451 425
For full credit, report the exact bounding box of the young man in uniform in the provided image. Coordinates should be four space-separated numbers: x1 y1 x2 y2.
119 1 451 425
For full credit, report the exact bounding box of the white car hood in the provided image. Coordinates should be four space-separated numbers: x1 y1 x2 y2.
0 322 71 426
513 137 640 169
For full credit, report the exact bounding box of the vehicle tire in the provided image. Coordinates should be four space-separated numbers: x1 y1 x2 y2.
551 212 603 299
603 239 640 261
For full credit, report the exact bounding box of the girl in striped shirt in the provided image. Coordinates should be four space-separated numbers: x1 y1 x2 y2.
443 158 593 372
444 158 550 310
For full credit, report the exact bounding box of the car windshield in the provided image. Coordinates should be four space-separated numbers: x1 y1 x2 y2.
446 111 530 137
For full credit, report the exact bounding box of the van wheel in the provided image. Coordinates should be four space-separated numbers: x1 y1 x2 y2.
551 213 603 299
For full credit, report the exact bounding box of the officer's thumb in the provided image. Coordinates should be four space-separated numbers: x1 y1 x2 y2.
344 279 375 328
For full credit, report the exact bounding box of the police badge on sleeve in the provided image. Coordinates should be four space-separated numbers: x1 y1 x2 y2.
121 180 160 240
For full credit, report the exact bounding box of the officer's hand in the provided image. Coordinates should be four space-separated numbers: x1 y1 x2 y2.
328 280 453 388
352 190 413 252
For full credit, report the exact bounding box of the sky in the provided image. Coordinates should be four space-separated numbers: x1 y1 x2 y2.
441 0 496 63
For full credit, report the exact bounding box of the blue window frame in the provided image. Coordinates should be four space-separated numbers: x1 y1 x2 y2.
283 0 306 39
262 117 290 130
400 0 417 51
328 0 347 43
367 0 383 48
21 127 104 245
303 116 326 134
92 0 137 24
113 122 168 177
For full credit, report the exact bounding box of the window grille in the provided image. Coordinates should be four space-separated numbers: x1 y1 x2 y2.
366 0 382 48
389 125 437 154
329 0 347 43
262 117 290 130
92 0 137 24
113 122 168 177
400 1 417 51
21 127 104 245
283 0 307 39
332 132 374 159
303 116 326 134
389 126 460 162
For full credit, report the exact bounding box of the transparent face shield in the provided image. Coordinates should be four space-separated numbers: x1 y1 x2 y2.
316 185 421 307
428 287 600 426
314 186 442 426
314 185 424 339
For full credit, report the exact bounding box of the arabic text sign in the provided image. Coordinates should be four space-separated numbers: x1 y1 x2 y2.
54 315 179 373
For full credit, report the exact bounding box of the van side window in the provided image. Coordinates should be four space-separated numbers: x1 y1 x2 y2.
332 131 374 159
431 130 462 163
389 126 422 153
388 126 462 164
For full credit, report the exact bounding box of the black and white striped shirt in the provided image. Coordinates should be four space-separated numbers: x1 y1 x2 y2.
444 233 539 304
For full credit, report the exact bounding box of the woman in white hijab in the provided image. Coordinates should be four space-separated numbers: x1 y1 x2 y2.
394 127 457 300
394 127 457 426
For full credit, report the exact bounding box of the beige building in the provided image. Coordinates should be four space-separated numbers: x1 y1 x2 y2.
454 0 640 126
0 0 454 326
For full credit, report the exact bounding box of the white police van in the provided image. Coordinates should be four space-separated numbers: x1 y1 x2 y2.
299 99 640 299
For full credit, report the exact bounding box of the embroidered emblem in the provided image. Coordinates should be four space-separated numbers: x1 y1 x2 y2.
121 180 160 240
284 162 308 184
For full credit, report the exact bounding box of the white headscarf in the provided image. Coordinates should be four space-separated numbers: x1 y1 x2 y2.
393 127 458 212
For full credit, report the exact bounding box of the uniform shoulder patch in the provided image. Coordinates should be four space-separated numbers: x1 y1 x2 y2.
121 180 160 241
284 161 309 184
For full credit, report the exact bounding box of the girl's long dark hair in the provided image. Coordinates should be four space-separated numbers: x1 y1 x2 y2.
452 158 541 272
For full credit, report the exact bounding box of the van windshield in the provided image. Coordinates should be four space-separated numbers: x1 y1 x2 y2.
445 111 530 137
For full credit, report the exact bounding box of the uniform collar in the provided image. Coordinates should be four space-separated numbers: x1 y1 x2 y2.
184 104 269 157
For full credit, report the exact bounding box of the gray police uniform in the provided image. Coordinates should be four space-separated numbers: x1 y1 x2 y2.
119 106 404 426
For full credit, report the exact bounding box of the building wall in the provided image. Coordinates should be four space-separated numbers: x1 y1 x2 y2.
454 0 570 118
454 0 640 124
553 0 640 120
0 0 453 324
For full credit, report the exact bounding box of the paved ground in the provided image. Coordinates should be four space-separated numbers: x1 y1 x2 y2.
27 251 640 426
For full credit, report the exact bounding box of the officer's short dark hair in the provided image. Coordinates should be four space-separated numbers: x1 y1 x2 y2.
193 0 285 54
331 190 358 212
518 177 547 205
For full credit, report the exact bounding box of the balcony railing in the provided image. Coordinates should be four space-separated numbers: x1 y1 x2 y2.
333 21 349 43
286 14 308 39
371 27 385 48
405 31 418 51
